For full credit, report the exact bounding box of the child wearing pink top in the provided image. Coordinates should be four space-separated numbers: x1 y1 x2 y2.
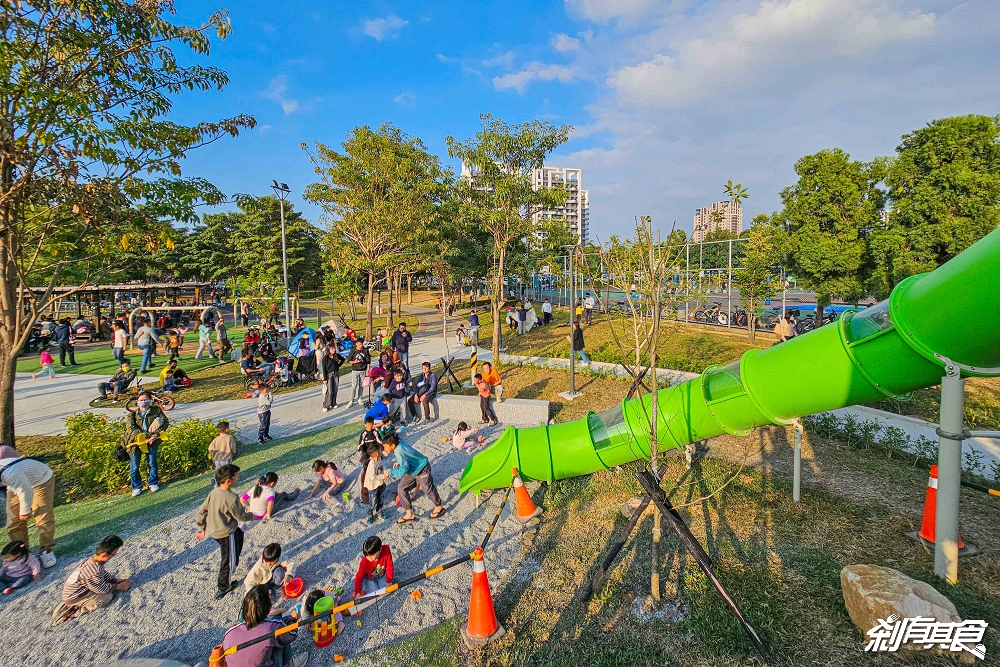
33 346 56 380
309 460 345 502
451 422 483 450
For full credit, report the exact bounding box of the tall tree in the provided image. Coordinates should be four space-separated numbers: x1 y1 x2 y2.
771 149 885 325
733 216 776 342
229 196 323 293
447 114 572 364
303 123 443 340
870 114 1000 296
0 2 254 443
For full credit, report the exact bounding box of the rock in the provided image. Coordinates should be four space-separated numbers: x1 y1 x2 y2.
840 564 974 663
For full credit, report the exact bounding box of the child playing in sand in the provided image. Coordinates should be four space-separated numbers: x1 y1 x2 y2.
381 433 445 523
363 444 385 525
1 540 42 595
243 542 294 597
51 535 131 625
32 344 56 380
223 585 307 667
241 472 300 522
195 464 255 599
353 536 393 600
208 420 238 473
298 589 346 638
452 421 483 450
357 416 382 502
310 460 345 502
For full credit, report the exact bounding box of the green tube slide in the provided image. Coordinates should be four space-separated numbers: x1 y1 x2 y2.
459 227 1000 493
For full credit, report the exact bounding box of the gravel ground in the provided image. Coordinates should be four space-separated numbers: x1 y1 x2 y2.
0 421 526 667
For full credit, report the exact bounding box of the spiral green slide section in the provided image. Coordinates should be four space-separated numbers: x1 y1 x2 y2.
459 227 1000 493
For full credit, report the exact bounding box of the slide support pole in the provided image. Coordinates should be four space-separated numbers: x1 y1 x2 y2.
793 420 803 503
935 364 964 584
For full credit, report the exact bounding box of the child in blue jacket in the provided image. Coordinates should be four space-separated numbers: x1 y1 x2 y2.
381 433 444 524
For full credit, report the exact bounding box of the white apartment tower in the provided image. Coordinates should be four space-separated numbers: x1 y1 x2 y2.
692 200 743 242
530 166 589 245
460 163 591 245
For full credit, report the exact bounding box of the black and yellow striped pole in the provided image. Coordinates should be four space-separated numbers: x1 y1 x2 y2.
469 346 478 382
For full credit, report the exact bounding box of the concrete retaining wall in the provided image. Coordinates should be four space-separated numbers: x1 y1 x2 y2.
431 394 549 427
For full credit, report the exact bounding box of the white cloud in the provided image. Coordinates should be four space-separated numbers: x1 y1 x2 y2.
259 75 299 115
611 0 936 108
482 50 516 68
494 62 578 93
361 14 408 41
565 0 662 23
551 33 581 52
394 92 416 106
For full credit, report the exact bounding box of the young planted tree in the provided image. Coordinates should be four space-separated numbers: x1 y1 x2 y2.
303 123 442 340
447 114 571 366
0 2 254 443
732 216 777 342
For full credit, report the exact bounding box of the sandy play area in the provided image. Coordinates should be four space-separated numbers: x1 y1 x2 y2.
0 420 527 666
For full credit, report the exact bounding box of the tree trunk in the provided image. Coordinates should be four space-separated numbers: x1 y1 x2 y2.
396 273 402 320
385 269 394 329
349 293 358 321
816 293 830 331
407 274 412 305
0 351 15 446
491 246 507 369
365 272 375 341
747 296 756 343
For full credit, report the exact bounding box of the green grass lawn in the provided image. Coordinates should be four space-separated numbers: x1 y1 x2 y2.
16 329 249 378
27 423 358 558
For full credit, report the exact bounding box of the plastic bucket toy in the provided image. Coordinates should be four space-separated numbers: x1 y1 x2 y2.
284 577 304 598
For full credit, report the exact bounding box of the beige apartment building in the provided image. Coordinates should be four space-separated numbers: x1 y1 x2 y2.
692 200 743 242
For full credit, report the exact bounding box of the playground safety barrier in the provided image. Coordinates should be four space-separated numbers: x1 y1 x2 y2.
207 480 515 665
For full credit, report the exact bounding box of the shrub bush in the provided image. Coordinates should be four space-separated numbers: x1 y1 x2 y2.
64 412 219 497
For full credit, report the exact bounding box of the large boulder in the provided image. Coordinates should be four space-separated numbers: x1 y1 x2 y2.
840 564 973 663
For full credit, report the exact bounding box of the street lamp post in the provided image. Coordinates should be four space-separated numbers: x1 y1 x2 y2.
271 180 292 336
560 244 582 401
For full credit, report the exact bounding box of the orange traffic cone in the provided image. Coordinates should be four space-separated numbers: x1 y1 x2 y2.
918 465 964 548
512 467 542 523
461 547 505 647
208 645 227 667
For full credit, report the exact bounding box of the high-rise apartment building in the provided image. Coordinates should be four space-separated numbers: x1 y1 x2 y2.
530 166 589 245
459 163 591 244
692 200 743 242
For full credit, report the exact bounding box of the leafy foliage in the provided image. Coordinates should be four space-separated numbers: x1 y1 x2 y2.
63 412 219 497
732 218 777 341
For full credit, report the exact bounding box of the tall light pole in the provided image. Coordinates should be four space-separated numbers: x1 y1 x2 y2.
560 243 582 401
271 180 292 335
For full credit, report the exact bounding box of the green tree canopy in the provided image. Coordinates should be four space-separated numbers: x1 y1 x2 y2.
771 149 886 317
0 2 254 443
870 114 1000 295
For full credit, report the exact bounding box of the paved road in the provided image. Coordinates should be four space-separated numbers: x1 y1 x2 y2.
14 303 479 437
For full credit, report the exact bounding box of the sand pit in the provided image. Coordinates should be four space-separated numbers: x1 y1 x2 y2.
0 421 528 666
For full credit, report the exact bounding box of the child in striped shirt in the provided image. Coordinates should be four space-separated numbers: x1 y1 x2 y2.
51 535 131 625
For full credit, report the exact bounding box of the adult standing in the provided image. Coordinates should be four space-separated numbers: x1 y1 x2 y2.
53 318 79 367
0 445 58 568
268 302 279 326
346 339 370 407
320 345 345 413
542 299 553 325
215 317 232 361
407 362 438 424
240 301 249 327
572 320 589 365
111 321 128 364
516 302 528 334
584 292 595 326
481 361 504 403
121 392 169 496
390 322 412 374
134 317 161 374
467 309 480 348
196 320 217 360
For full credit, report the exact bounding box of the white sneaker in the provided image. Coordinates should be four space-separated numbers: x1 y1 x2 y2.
289 653 309 667
346 400 355 407
149 484 159 492
40 550 57 569
132 489 142 497
323 408 329 413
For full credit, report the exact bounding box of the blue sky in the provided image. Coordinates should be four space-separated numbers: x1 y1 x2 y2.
170 0 1000 239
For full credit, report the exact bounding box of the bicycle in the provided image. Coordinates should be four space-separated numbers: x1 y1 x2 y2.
124 387 175 413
